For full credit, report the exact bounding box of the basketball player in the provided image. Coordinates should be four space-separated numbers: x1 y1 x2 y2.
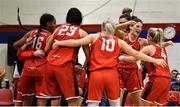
40 8 90 106
117 16 146 106
116 15 172 106
120 28 172 106
140 28 172 106
115 8 134 106
16 13 56 106
51 19 167 106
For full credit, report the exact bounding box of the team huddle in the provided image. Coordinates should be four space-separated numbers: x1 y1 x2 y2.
13 7 173 106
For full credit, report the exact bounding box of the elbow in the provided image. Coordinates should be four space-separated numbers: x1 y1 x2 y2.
13 42 18 49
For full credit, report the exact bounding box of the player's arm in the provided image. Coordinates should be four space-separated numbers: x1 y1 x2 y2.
17 50 34 61
18 50 45 60
140 45 155 57
52 34 95 48
16 43 33 60
161 40 173 48
116 20 136 29
115 29 126 40
44 28 59 53
118 39 167 67
139 38 149 48
119 45 156 63
17 43 45 60
118 55 137 63
79 29 90 68
115 21 136 39
13 31 31 49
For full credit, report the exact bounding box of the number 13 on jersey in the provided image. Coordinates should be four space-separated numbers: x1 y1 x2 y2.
101 38 115 52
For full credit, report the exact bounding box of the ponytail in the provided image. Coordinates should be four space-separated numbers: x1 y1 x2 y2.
102 19 115 38
148 28 164 46
157 28 164 47
33 13 55 50
33 27 42 50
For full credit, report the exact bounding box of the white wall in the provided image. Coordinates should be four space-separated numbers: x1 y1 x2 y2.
0 44 13 81
0 0 180 25
166 43 180 72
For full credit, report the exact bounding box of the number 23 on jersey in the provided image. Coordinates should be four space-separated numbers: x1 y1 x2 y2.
58 25 77 36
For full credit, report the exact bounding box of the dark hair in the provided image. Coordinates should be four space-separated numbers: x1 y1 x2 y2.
34 13 55 50
119 14 131 21
172 69 178 73
119 8 132 22
176 73 180 78
40 13 55 29
132 16 143 24
122 8 132 16
66 8 82 25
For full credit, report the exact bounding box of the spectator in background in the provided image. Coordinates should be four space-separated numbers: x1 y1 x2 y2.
171 69 178 85
171 73 180 91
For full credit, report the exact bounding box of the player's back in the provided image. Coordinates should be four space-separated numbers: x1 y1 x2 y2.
47 24 81 66
23 29 51 68
146 45 171 78
89 34 120 71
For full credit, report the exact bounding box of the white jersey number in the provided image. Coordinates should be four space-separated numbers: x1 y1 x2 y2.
32 36 44 50
58 25 77 36
161 49 167 61
101 38 115 52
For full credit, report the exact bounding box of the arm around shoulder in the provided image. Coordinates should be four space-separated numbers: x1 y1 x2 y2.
79 29 88 38
13 31 31 49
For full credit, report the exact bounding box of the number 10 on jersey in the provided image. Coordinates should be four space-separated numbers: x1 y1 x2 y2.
101 38 115 52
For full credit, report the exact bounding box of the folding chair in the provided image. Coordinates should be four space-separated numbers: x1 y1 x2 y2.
0 88 14 105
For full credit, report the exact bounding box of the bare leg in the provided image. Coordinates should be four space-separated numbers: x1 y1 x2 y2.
23 96 34 106
76 97 83 106
37 98 47 106
140 98 154 106
14 102 22 106
129 90 142 106
68 98 80 106
51 98 61 106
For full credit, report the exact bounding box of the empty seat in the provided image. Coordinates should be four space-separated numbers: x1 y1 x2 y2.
167 91 180 104
0 88 14 105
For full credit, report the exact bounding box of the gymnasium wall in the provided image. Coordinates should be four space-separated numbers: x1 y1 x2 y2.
0 0 180 25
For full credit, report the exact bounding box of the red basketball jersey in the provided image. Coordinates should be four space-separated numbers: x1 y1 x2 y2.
146 45 171 78
22 29 51 68
118 33 141 68
89 34 121 71
47 24 80 66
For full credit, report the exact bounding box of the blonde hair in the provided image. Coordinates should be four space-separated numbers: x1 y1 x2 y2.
148 27 164 46
101 18 116 38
